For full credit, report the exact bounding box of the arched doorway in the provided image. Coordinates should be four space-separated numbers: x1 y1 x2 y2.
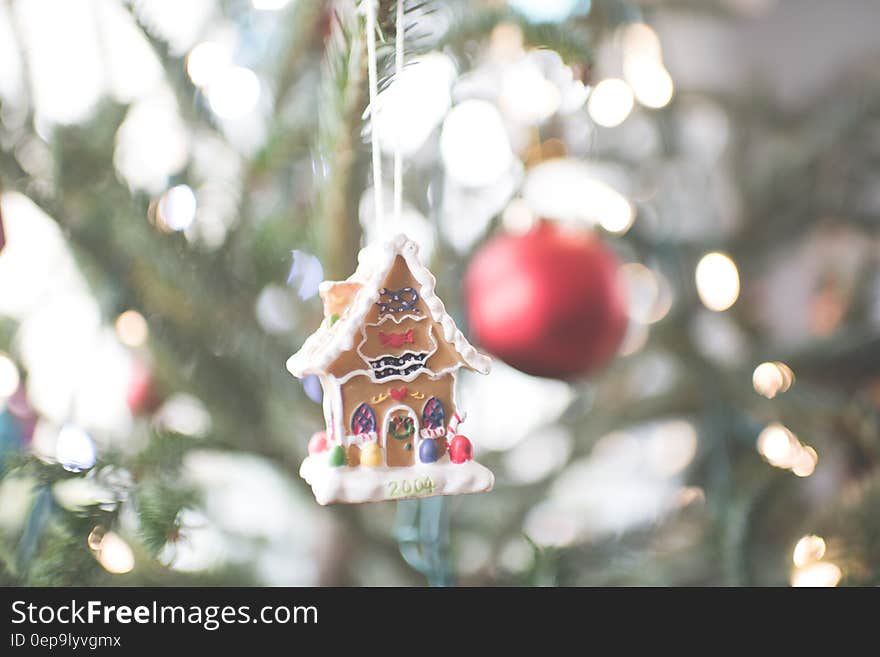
383 406 418 467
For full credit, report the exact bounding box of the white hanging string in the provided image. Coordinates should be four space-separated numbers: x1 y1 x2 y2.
364 0 383 234
393 0 404 227
363 0 406 239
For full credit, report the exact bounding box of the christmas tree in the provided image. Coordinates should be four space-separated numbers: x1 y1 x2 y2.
1 0 879 586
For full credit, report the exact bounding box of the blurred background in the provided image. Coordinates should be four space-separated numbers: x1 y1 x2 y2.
1 0 880 587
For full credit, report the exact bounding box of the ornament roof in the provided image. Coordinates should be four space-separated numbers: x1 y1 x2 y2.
286 234 491 379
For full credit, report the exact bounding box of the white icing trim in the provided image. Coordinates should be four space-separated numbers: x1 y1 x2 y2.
355 318 438 378
331 377 345 442
320 375 333 439
286 234 491 378
373 312 424 325
328 361 463 387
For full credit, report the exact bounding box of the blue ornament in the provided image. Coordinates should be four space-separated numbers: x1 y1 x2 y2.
419 438 439 464
302 375 323 404
287 250 324 300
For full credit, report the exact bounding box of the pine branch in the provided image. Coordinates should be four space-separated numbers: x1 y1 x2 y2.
310 0 369 278
441 6 595 68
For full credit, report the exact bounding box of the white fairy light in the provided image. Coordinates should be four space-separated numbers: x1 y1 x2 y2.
756 423 817 477
16 0 103 125
793 535 826 567
56 424 97 472
375 53 455 156
752 361 795 399
114 92 189 193
595 182 636 234
0 353 20 398
158 185 197 232
645 420 699 476
94 531 135 574
791 445 818 477
791 561 841 587
587 79 634 128
155 393 212 438
756 423 798 469
695 252 740 311
207 66 260 119
440 100 514 188
186 42 231 88
115 310 149 347
499 58 562 124
621 22 663 62
620 22 673 109
521 159 634 233
625 57 674 109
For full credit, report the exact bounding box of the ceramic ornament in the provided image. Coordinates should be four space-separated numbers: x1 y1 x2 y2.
464 221 628 379
287 234 494 505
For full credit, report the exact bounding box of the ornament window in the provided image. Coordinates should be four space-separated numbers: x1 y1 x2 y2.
422 397 445 430
351 403 377 435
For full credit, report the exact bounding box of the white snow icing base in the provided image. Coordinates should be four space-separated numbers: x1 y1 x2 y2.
300 455 494 505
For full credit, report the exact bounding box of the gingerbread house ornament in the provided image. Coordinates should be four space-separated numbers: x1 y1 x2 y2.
287 235 495 505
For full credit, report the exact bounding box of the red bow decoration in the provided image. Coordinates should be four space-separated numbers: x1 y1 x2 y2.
379 329 414 348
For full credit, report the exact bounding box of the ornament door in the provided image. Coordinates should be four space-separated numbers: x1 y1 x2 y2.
383 407 418 467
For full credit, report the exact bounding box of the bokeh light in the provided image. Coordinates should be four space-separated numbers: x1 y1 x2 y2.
521 159 634 233
376 53 455 156
186 42 231 88
0 353 20 398
621 22 663 61
625 58 674 109
793 534 826 567
757 423 818 477
791 445 818 477
791 561 841 587
587 78 634 128
157 185 197 232
621 22 674 109
756 422 798 468
752 361 795 398
499 57 562 124
114 92 189 193
94 530 135 574
695 252 740 311
155 393 212 438
56 424 97 473
115 310 149 347
208 66 260 119
440 100 514 187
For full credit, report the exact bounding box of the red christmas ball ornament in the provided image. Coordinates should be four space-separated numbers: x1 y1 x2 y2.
448 435 473 464
308 431 329 455
126 359 161 415
464 221 628 379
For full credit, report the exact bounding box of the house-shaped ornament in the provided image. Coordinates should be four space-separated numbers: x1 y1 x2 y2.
287 235 495 505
